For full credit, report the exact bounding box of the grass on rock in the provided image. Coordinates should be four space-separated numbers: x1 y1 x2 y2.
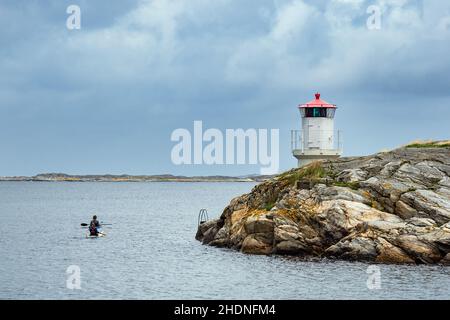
405 140 450 148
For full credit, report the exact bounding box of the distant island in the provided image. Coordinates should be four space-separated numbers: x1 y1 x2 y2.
0 173 272 182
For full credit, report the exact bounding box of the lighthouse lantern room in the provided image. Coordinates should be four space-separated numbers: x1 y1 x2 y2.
291 93 342 167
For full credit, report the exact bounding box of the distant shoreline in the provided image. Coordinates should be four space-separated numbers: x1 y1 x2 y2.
0 173 271 183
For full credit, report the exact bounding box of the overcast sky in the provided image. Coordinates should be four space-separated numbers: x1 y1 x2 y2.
0 0 449 176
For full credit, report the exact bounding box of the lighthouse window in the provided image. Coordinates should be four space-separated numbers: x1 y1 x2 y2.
305 107 327 118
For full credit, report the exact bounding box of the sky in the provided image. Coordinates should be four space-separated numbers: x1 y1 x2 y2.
0 0 449 176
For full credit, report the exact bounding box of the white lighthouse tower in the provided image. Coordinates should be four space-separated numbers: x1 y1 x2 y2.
291 93 342 167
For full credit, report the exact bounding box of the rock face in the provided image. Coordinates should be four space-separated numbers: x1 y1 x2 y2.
196 146 450 264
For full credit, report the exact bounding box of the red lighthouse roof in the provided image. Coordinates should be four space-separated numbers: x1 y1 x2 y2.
299 93 336 109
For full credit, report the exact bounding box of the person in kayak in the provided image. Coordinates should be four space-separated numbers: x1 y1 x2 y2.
89 215 101 236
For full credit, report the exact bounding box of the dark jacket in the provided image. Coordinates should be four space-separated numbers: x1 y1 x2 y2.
89 219 100 234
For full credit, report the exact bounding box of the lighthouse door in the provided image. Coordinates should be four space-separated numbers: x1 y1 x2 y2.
307 123 321 149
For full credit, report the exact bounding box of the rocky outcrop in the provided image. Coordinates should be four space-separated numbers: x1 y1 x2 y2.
196 145 450 264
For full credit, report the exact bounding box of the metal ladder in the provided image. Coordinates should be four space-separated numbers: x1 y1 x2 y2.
198 208 209 226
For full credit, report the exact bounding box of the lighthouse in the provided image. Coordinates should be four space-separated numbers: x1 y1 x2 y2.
291 93 342 167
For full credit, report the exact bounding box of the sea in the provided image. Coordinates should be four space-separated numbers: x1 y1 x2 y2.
0 182 449 299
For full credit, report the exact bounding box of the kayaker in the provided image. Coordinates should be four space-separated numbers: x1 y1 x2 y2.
89 215 101 236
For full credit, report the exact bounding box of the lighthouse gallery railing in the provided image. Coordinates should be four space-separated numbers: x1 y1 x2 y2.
291 130 343 153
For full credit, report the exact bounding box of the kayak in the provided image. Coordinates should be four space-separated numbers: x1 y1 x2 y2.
86 232 106 238
86 227 106 238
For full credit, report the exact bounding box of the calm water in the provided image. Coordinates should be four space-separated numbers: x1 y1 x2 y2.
0 181 449 300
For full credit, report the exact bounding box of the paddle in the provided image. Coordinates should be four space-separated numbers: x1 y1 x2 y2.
80 223 112 227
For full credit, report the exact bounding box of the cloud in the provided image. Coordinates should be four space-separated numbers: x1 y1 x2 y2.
0 0 450 175
3 0 450 104
225 0 450 96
